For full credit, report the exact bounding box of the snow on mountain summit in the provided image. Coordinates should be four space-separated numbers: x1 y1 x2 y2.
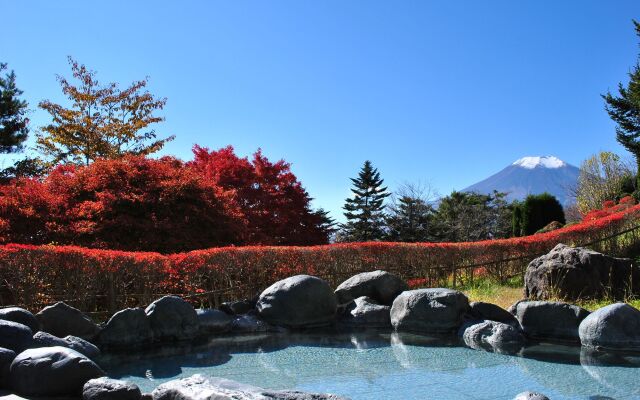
512 156 567 169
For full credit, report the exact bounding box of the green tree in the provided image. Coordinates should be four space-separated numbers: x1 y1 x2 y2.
514 193 565 236
432 191 512 242
340 160 390 242
574 151 634 214
0 63 29 153
37 57 174 165
603 20 640 186
385 183 436 242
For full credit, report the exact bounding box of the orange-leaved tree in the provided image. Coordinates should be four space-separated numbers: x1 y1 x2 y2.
37 57 174 166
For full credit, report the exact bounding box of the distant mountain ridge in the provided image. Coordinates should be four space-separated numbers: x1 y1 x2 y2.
463 156 579 206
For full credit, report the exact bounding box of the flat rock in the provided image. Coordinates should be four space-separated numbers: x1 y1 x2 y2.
524 243 639 300
334 270 408 306
230 315 273 333
196 309 233 334
468 302 519 327
513 392 550 400
0 308 39 333
391 288 469 333
98 308 153 348
0 321 32 353
0 348 16 389
219 300 255 316
513 300 589 342
36 302 101 340
460 320 525 353
257 275 337 328
578 302 640 351
9 346 104 397
83 377 142 400
339 296 391 329
151 374 348 400
145 296 199 341
32 331 100 359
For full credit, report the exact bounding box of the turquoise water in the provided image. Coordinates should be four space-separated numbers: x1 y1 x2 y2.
104 332 640 400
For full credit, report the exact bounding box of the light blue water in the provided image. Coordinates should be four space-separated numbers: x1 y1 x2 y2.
104 332 640 400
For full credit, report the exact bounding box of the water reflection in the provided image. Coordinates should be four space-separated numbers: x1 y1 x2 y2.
102 331 640 399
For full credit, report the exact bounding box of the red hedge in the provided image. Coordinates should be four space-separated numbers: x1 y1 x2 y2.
1 202 640 314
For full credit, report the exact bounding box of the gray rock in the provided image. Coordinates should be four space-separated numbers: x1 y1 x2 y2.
524 243 639 300
0 308 39 333
390 288 469 333
460 320 525 353
145 296 199 341
0 321 32 353
468 301 519 327
196 309 233 334
151 374 348 400
36 302 101 340
83 377 141 400
98 308 153 348
32 331 100 359
9 346 104 397
230 315 272 333
219 300 255 316
513 301 589 342
334 270 408 306
257 275 337 328
578 302 640 351
0 348 16 389
513 392 550 400
339 296 391 329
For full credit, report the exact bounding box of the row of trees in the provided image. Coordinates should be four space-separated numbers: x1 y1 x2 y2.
337 161 565 243
0 59 334 252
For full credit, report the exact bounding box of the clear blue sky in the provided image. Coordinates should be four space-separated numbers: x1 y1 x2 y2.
2 1 640 221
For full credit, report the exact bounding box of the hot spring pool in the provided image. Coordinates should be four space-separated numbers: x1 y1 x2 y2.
103 332 640 400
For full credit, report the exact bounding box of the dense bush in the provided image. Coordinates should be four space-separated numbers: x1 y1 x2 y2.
0 148 332 252
1 200 638 313
512 193 565 236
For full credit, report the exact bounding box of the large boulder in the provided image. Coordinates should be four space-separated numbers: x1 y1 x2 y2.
578 302 640 351
257 275 337 328
512 301 589 342
390 288 469 333
0 321 32 353
32 331 100 359
335 270 408 306
0 308 39 333
36 302 101 340
9 346 104 397
145 296 199 341
459 320 525 353
98 308 153 348
468 301 519 327
196 309 233 335
0 348 16 389
524 244 639 300
151 374 348 400
339 296 391 329
83 377 142 400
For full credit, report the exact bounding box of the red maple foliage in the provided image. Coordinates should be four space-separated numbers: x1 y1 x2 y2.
190 145 330 245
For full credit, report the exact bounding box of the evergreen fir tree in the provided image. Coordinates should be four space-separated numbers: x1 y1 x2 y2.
603 20 640 185
0 63 29 153
340 160 390 241
385 195 434 242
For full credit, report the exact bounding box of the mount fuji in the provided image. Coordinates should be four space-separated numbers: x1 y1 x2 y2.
463 156 579 206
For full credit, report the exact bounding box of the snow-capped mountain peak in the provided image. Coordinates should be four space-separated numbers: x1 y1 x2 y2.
512 156 566 169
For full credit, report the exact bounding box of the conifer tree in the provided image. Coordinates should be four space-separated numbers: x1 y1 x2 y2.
340 160 390 241
385 183 435 242
0 63 29 153
603 20 640 185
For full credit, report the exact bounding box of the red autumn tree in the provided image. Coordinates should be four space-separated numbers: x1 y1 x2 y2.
0 156 240 253
189 145 333 245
